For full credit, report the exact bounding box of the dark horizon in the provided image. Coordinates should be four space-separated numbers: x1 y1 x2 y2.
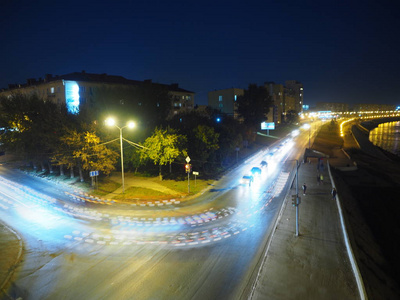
1 0 399 107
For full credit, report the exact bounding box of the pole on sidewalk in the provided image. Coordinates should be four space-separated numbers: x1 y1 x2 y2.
187 171 190 193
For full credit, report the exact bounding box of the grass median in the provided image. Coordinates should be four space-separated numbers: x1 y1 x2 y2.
90 175 214 200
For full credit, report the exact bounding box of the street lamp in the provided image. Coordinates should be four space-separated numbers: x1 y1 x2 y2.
105 117 135 193
289 159 300 236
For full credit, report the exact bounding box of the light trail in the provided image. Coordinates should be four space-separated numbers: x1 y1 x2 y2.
0 132 297 250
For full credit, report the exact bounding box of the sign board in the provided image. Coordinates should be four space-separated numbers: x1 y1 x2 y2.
185 156 191 163
261 122 275 130
193 171 199 175
90 171 99 177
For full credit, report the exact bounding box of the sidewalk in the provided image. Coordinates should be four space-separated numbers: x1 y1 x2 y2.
250 151 363 299
0 221 22 297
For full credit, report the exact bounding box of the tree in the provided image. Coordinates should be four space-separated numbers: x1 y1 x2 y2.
140 127 186 180
52 129 79 179
75 132 118 176
236 84 272 128
0 93 68 170
192 125 219 168
213 115 243 166
52 130 118 181
285 109 299 124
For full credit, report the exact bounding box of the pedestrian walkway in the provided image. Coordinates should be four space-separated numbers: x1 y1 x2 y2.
0 221 22 297
250 153 364 299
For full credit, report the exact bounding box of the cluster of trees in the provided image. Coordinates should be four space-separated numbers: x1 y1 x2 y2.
0 83 280 182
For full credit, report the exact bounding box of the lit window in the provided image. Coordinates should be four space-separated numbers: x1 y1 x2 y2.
219 103 223 107
50 87 54 93
234 95 237 101
219 95 223 101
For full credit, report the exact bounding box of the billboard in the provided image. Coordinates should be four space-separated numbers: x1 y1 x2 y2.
261 122 275 130
65 81 80 114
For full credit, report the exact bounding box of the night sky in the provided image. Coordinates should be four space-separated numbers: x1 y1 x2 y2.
1 0 399 107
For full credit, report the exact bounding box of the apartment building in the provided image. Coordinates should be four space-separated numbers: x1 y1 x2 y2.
264 82 284 124
207 88 244 119
316 102 349 112
0 71 195 117
285 80 304 113
352 103 396 112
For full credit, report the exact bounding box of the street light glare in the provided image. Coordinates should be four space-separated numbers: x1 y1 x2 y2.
105 117 116 127
127 121 136 129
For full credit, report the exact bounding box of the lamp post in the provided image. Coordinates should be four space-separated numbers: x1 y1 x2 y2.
295 159 300 236
289 159 300 236
106 117 135 194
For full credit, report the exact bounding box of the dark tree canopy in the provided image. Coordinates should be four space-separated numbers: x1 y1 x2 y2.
236 84 272 128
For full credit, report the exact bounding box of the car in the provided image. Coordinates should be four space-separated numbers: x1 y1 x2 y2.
240 175 254 186
260 161 268 168
251 167 262 175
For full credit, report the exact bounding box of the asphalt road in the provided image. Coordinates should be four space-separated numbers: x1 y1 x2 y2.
0 127 312 299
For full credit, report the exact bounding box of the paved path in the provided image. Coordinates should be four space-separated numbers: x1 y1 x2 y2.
0 222 22 297
247 113 367 299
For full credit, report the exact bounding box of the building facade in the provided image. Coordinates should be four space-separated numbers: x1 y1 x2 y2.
0 71 195 117
207 88 244 118
316 102 349 112
285 80 304 113
352 103 396 112
264 82 284 124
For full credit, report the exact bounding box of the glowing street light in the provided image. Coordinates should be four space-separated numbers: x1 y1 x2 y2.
105 117 136 193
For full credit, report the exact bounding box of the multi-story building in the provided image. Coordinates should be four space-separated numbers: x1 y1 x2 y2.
285 80 304 113
316 102 349 112
208 81 304 124
0 71 195 117
352 103 396 112
207 88 244 119
283 87 296 111
264 82 284 124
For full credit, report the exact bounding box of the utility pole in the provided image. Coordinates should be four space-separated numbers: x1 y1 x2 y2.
291 159 300 236
295 159 300 236
185 156 191 193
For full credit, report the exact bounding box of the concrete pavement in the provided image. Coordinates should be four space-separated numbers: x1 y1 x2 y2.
0 221 23 297
249 146 365 299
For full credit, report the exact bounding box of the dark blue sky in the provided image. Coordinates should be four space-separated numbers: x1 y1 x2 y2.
1 0 399 106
